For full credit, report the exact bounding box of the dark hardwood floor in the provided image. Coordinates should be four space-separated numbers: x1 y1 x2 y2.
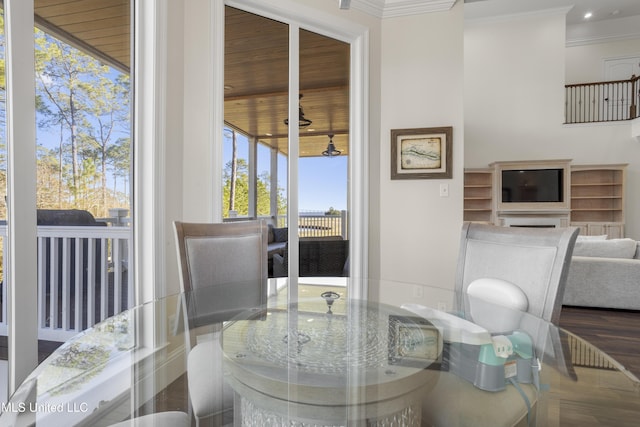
559 305 640 380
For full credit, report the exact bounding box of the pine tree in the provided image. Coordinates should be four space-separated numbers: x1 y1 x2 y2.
34 29 130 216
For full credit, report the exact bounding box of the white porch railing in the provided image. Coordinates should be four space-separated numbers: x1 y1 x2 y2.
0 224 133 342
272 210 348 239
299 211 348 239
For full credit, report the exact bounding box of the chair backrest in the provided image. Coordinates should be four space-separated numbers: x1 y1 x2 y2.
173 220 268 334
455 222 579 325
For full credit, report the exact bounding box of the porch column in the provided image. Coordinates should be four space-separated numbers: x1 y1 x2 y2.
270 147 279 225
249 136 257 218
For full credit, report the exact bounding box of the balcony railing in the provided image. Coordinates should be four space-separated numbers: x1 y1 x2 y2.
0 223 132 342
565 75 639 124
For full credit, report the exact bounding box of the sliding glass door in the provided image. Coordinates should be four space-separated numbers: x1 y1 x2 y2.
223 5 351 303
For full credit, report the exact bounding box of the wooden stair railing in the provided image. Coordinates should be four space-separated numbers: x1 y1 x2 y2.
565 75 639 124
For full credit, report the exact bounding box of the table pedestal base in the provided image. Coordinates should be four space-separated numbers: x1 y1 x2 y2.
238 396 421 427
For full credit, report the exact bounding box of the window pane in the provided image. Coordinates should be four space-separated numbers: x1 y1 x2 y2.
32 0 132 346
35 35 130 215
224 6 289 295
223 127 250 218
298 28 350 282
256 142 271 217
277 151 288 227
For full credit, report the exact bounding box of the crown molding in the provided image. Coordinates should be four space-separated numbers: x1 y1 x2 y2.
351 0 457 19
566 32 640 47
566 15 640 47
465 6 571 26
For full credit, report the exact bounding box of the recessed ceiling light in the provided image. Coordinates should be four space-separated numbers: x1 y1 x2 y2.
584 12 593 19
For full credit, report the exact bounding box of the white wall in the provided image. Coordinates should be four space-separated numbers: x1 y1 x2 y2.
465 10 640 240
377 2 464 306
162 0 186 296
566 39 640 84
160 0 214 296
465 11 567 160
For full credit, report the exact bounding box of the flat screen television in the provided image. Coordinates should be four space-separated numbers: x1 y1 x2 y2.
501 168 563 203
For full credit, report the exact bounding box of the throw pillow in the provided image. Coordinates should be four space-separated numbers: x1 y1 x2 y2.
273 227 288 242
267 224 275 243
573 238 637 259
576 234 607 241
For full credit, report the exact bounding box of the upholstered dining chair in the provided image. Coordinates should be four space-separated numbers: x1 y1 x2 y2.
173 220 268 427
452 222 579 374
454 222 579 325
405 222 579 427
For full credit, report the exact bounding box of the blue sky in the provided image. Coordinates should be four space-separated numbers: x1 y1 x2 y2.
224 131 347 212
299 155 347 211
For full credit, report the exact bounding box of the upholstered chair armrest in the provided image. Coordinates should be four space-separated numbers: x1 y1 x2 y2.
272 253 287 277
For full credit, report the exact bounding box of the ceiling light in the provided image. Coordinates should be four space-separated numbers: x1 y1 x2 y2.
322 134 341 157
284 94 312 128
584 12 593 19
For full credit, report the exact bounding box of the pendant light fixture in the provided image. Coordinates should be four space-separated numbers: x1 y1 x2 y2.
284 94 313 128
322 134 341 157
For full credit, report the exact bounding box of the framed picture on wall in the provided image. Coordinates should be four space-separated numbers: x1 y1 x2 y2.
390 126 453 179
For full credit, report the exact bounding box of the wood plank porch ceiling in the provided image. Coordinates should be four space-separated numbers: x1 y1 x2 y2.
34 1 350 157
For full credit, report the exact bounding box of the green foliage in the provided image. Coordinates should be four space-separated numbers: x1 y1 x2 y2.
325 207 341 216
30 28 131 217
222 158 287 218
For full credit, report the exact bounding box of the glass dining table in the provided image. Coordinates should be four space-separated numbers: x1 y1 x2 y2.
1 277 638 427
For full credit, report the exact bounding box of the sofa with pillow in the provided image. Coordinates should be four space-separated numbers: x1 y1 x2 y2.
563 236 640 310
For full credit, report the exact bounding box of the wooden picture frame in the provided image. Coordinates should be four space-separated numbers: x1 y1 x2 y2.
391 126 453 179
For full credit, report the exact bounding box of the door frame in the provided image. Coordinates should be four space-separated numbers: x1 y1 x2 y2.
4 0 39 394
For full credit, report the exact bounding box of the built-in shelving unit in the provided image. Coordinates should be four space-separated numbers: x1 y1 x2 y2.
463 168 493 223
570 164 627 238
463 162 627 237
